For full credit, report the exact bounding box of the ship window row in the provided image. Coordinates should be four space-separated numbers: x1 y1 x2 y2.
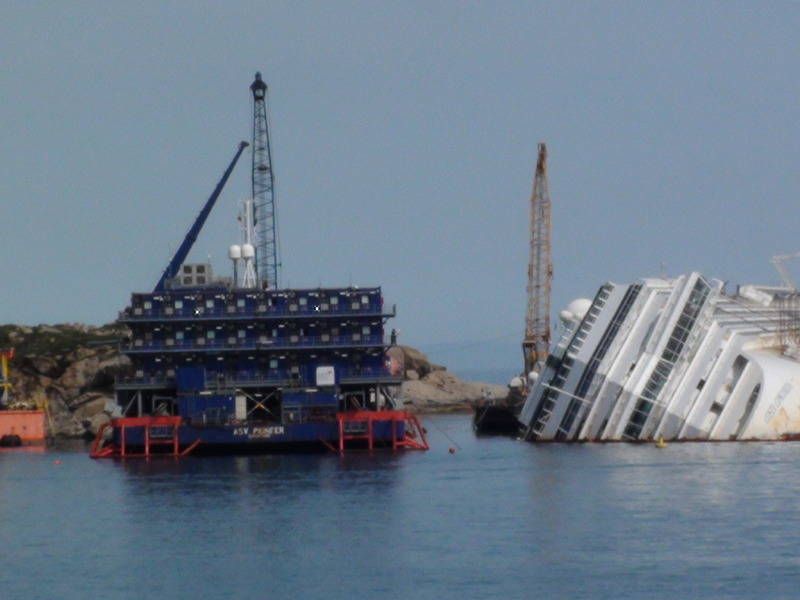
578 284 641 397
183 265 206 275
567 284 612 358
133 351 386 366
623 278 711 438
558 285 643 438
536 287 614 435
627 399 653 428
135 349 385 364
137 321 381 333
133 289 379 306
198 326 369 339
127 351 388 382
532 354 576 435
129 289 383 317
130 322 383 347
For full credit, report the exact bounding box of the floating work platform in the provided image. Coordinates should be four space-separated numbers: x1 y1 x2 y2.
94 282 423 457
91 411 427 457
91 138 428 457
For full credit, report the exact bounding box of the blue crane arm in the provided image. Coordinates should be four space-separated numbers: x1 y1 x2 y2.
153 141 250 292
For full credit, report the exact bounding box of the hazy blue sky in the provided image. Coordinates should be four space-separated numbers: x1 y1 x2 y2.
2 2 800 370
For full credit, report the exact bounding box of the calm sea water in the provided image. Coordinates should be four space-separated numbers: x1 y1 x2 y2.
2 414 800 599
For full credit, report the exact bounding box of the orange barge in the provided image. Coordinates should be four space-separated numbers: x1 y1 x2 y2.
0 410 46 445
0 349 46 446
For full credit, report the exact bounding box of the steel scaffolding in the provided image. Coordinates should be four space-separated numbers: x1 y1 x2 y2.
250 72 280 289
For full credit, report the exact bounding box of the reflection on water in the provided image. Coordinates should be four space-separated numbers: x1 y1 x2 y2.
0 444 46 455
2 415 800 599
119 453 407 525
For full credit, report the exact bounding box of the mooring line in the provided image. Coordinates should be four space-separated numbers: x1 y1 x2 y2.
428 418 462 450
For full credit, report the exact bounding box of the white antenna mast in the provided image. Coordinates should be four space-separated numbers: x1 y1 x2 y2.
240 199 258 289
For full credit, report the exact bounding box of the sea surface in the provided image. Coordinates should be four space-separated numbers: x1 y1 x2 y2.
2 414 800 599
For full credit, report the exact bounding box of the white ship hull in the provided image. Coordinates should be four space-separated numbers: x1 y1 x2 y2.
519 273 800 441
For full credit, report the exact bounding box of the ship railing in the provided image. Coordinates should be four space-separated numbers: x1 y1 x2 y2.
117 372 293 388
120 304 393 320
206 370 294 386
333 411 429 452
337 367 402 381
117 367 400 389
215 367 398 385
121 334 387 352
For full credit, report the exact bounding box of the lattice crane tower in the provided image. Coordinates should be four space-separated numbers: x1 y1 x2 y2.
522 143 552 376
250 72 280 288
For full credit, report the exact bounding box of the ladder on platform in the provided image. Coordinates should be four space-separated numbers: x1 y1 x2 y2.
332 411 429 453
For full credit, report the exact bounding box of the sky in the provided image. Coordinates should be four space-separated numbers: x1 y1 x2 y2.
2 2 800 371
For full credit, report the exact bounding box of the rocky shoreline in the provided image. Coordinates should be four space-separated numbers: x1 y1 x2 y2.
0 323 130 439
0 324 509 438
387 345 508 413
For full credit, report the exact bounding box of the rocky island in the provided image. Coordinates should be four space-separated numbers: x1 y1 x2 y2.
0 324 509 438
387 345 508 412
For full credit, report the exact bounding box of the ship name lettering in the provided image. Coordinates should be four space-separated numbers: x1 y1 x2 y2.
250 426 285 438
764 382 793 423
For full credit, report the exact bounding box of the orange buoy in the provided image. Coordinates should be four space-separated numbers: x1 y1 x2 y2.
54 460 60 465
449 447 455 454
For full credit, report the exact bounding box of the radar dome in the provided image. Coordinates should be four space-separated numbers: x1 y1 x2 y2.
241 243 255 259
561 298 593 322
509 376 525 389
229 245 242 260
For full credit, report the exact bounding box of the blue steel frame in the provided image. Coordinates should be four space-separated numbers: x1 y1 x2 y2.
116 284 402 444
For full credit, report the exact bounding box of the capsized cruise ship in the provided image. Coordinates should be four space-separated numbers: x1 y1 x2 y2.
519 272 800 442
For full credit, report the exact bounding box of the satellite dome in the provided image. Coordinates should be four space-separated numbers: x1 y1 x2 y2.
509 376 525 389
229 245 242 260
241 243 255 259
563 298 593 322
527 371 539 384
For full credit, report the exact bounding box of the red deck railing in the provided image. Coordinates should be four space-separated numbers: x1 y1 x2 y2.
91 411 429 457
334 411 428 452
90 416 200 458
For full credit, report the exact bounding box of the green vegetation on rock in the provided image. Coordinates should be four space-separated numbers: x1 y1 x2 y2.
0 323 125 364
0 323 131 438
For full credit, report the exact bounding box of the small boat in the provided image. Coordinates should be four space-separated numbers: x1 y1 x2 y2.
473 377 525 436
0 350 46 445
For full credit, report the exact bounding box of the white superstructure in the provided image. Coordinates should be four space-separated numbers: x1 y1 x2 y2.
519 272 800 441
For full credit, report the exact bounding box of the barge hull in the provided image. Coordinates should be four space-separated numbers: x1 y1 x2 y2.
0 410 46 444
92 411 428 457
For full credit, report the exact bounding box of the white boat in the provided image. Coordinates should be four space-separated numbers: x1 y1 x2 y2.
519 271 800 441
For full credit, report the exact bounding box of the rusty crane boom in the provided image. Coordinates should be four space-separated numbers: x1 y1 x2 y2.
522 143 552 377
